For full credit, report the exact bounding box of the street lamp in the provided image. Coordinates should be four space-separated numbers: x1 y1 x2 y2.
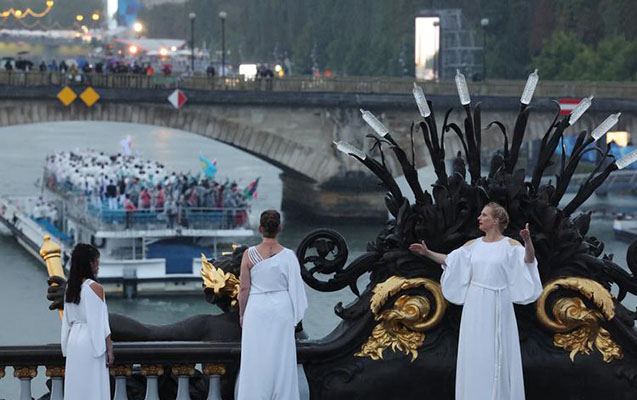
219 11 227 77
189 12 196 74
133 21 143 33
480 18 489 81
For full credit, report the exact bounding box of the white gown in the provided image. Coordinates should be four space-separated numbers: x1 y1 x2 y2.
441 237 542 400
61 279 111 400
236 247 308 400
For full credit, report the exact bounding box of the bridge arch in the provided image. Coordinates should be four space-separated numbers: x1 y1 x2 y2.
0 100 337 183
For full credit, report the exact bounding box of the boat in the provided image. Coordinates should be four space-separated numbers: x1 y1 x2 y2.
0 150 255 297
613 214 637 242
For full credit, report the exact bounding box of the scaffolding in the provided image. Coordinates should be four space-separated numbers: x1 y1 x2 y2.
416 8 484 80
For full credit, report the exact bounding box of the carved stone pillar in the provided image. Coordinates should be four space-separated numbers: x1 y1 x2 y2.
13 366 38 400
171 364 195 400
140 365 164 400
46 366 65 400
203 364 226 400
110 365 133 400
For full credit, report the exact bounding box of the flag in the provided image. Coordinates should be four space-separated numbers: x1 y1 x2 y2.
244 177 260 200
199 155 218 179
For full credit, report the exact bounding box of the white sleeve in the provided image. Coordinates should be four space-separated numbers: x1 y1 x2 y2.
60 306 70 357
286 251 308 326
507 244 543 305
85 290 108 357
440 245 473 305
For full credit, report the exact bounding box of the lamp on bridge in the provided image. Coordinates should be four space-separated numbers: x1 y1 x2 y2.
219 11 227 77
189 12 196 74
480 18 489 81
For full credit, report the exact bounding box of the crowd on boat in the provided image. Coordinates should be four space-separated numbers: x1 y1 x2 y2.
42 150 255 228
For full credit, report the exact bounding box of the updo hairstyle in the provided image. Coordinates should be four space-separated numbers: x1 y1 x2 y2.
486 202 509 232
260 209 281 238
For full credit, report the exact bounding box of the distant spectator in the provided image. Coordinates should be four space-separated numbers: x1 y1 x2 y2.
39 61 47 72
4 60 13 71
206 64 216 77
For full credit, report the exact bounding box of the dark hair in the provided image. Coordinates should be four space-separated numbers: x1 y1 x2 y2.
65 244 100 305
259 210 281 238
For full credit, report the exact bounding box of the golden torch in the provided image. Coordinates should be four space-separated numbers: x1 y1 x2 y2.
40 235 65 319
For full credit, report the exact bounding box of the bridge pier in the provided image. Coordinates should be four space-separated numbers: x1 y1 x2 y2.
280 172 388 221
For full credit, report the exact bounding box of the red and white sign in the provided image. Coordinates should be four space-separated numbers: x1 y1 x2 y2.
168 89 188 109
559 98 580 115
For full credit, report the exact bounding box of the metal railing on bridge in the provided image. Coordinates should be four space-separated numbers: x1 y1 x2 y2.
3 71 637 98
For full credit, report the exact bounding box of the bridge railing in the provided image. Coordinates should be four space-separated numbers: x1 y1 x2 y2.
0 342 230 400
3 71 637 98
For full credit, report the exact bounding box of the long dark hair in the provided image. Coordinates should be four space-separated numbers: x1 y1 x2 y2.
65 243 100 304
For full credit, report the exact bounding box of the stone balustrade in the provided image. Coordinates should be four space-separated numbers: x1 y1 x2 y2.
0 343 230 400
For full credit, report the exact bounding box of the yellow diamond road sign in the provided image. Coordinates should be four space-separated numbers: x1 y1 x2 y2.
80 87 100 107
57 86 77 106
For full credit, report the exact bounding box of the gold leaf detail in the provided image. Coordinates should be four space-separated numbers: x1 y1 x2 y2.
536 277 623 363
200 254 240 299
356 277 446 362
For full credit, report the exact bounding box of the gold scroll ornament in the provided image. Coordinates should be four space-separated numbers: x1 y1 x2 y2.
40 235 65 319
200 254 240 305
536 277 623 363
356 276 447 361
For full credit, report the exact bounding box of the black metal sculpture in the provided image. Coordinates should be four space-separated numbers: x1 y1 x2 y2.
45 72 637 399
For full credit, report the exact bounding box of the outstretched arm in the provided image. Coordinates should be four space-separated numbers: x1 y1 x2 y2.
520 223 536 263
238 250 251 327
409 240 448 265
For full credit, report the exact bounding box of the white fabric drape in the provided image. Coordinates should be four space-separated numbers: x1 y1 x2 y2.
236 247 308 400
61 279 111 400
441 237 542 400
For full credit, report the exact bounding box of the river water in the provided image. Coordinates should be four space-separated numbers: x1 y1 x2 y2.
0 122 635 398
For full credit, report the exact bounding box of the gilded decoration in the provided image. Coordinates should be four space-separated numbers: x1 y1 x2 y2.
13 366 37 379
356 276 447 361
109 365 133 377
45 366 65 377
203 364 227 376
171 364 196 376
536 277 623 363
140 365 164 376
200 254 240 306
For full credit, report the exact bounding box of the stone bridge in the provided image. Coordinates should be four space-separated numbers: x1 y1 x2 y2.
1 81 636 220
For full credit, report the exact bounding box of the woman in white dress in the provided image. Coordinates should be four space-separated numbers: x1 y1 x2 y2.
61 244 113 400
236 210 308 400
410 202 542 400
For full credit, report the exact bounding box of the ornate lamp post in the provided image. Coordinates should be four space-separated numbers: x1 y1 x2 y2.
189 12 196 74
219 11 227 77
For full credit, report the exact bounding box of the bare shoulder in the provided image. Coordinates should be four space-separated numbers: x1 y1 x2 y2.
462 239 477 247
508 238 523 247
89 282 105 301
